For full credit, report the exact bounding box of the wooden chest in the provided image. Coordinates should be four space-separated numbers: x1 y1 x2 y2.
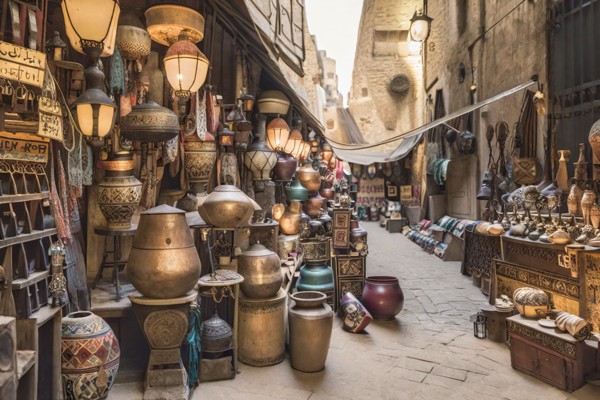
507 315 596 392
332 255 366 311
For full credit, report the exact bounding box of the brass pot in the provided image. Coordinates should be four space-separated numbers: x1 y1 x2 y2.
126 205 201 298
319 188 335 200
277 234 299 260
238 243 283 299
120 101 180 142
303 193 327 219
296 159 321 194
184 138 217 194
279 201 303 235
198 185 254 228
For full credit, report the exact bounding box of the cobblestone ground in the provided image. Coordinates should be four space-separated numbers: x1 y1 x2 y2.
111 222 600 400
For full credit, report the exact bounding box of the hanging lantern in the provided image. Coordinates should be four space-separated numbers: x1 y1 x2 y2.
266 117 290 152
218 125 235 148
409 8 433 43
163 32 209 102
244 117 277 190
238 88 255 113
61 0 120 59
299 141 311 160
321 142 334 163
46 31 67 61
284 128 303 158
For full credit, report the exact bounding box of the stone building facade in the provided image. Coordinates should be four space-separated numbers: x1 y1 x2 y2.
318 49 343 107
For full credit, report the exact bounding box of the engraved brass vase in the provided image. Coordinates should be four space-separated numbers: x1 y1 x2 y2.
197 185 255 228
238 243 283 299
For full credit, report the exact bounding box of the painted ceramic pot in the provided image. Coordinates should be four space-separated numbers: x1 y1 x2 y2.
581 190 596 226
198 185 255 228
513 287 549 319
591 204 600 229
238 243 283 299
61 311 120 400
272 152 298 181
361 276 404 320
567 183 583 216
339 292 372 333
288 291 333 372
296 262 334 294
279 201 303 235
97 153 142 230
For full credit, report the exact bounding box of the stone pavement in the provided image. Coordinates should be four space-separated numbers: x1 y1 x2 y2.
111 222 600 400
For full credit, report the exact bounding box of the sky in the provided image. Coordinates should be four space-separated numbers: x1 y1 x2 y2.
305 0 364 106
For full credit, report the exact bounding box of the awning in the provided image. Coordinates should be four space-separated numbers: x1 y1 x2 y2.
325 77 538 165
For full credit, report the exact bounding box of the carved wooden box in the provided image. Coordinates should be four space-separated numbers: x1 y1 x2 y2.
333 255 366 311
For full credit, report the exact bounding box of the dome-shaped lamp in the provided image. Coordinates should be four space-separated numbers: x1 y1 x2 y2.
409 8 433 42
164 31 209 102
266 117 290 152
284 127 303 158
244 116 277 191
61 0 120 59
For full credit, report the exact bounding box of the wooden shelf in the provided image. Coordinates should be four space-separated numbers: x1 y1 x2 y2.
12 270 49 290
0 192 50 205
16 350 36 379
0 228 57 248
30 304 62 327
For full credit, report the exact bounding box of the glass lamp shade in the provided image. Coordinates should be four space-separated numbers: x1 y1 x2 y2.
310 140 319 154
239 92 255 112
284 128 303 157
219 127 235 147
409 12 433 42
164 39 209 100
71 91 117 142
321 143 334 163
244 140 277 181
61 0 120 58
266 117 290 152
299 141 311 160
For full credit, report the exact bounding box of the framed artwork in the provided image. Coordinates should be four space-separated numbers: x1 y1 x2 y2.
333 209 351 229
333 228 350 249
386 184 398 200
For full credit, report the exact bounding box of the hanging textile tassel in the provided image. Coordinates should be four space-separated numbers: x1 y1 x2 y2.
109 48 126 96
185 303 202 388
196 91 207 140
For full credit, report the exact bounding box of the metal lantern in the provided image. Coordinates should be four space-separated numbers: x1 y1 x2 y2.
61 0 120 59
470 312 487 339
284 128 303 158
238 88 255 113
244 116 277 189
218 125 235 148
163 32 209 101
46 31 67 61
299 141 311 160
266 117 290 152
321 142 334 163
409 8 433 42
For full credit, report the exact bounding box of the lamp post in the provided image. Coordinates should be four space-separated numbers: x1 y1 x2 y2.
409 5 433 43
62 0 120 146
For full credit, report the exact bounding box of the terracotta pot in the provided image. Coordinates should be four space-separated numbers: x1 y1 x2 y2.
319 188 335 200
296 159 321 194
339 292 372 333
288 291 333 372
361 276 404 320
304 192 327 218
279 201 303 235
238 289 286 366
272 152 297 181
127 205 201 298
238 243 283 299
61 311 120 400
97 153 142 230
285 180 308 203
120 101 180 142
198 185 254 228
116 25 151 60
184 138 217 194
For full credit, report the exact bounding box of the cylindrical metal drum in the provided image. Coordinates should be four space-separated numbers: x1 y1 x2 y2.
238 288 286 366
126 205 201 298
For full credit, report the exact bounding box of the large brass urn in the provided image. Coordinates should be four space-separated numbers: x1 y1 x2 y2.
296 159 321 194
238 243 283 298
127 205 201 298
198 185 255 228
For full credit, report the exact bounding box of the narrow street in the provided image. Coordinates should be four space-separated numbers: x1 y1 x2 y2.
112 222 600 400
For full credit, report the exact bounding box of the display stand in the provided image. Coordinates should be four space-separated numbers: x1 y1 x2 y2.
129 292 197 400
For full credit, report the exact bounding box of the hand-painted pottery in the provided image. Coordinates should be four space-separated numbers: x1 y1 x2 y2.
361 276 404 320
513 287 549 319
61 311 120 400
288 291 333 372
339 292 372 333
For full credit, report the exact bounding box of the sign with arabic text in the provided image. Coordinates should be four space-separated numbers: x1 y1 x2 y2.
0 41 46 87
38 96 63 142
0 131 49 163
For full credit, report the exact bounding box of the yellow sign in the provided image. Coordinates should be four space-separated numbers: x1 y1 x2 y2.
0 41 46 87
0 131 49 163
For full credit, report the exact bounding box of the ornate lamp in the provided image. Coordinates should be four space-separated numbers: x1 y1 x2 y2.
238 87 255 113
266 117 290 152
321 142 334 163
284 127 303 158
163 31 209 105
299 141 311 160
244 116 277 191
409 7 433 42
62 0 120 146
218 125 235 148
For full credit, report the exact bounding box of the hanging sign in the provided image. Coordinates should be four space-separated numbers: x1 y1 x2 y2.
38 96 63 142
400 185 413 202
0 41 46 87
0 131 49 163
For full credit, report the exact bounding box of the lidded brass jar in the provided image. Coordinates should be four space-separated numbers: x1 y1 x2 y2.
126 205 201 298
296 159 321 194
238 243 283 299
120 101 180 142
198 185 255 228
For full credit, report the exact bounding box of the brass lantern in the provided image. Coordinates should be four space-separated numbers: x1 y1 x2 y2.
266 117 290 152
163 32 209 101
284 127 303 158
299 141 311 160
244 116 277 190
238 88 255 113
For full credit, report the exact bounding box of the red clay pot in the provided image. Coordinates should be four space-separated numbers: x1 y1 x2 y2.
361 276 404 320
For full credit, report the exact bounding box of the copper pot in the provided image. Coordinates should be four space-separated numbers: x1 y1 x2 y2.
279 201 303 235
361 276 404 320
273 152 298 181
126 205 201 298
296 159 321 194
120 101 180 142
303 193 327 219
198 185 255 228
238 243 283 298
319 188 335 200
184 138 217 194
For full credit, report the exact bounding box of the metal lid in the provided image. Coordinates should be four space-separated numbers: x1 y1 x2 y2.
141 204 185 215
241 243 274 257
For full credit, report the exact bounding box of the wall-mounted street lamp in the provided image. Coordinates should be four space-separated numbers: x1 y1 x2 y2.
409 5 433 43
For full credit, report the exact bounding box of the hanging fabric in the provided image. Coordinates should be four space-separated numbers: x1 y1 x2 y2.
195 91 207 140
184 303 202 388
512 90 541 185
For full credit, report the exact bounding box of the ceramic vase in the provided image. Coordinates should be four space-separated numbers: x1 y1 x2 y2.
184 138 218 194
361 276 405 320
97 153 142 230
591 204 600 229
567 183 583 216
339 292 372 333
279 201 303 235
581 190 597 226
288 291 333 372
285 180 308 203
238 243 283 299
556 150 570 192
61 311 120 400
296 262 334 294
272 152 298 181
296 159 321 194
303 192 327 219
